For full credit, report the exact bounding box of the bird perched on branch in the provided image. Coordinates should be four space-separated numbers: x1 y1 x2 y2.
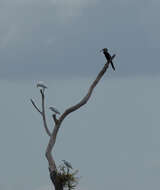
49 107 60 115
100 48 115 71
36 81 48 90
62 160 73 169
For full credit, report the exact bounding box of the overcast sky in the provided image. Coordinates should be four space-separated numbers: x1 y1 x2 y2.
1 0 160 190
0 0 160 79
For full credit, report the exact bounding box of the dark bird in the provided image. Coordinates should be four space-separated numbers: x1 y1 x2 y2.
100 48 115 71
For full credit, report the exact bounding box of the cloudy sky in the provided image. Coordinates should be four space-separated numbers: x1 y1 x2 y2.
0 0 160 190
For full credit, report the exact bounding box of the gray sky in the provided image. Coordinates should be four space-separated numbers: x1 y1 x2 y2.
1 0 160 190
0 0 160 79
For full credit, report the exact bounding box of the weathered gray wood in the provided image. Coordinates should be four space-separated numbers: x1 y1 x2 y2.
31 91 51 137
31 55 116 190
45 58 115 173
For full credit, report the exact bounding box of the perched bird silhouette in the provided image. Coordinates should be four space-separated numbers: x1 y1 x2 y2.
49 107 60 115
62 160 72 169
36 81 48 90
100 48 115 71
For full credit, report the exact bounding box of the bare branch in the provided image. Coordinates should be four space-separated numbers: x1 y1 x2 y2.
59 57 115 124
30 99 42 115
52 114 59 125
30 91 51 137
40 90 51 137
46 57 116 172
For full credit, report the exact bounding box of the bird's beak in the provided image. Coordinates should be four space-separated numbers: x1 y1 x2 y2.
100 49 103 53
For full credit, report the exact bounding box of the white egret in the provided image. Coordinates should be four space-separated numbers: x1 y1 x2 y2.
62 160 72 169
49 107 60 115
36 81 48 90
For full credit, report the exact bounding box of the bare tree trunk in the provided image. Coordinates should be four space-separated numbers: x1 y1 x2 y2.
31 55 116 190
50 171 64 190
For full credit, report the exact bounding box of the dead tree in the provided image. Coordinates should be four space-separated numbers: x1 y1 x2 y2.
31 54 116 190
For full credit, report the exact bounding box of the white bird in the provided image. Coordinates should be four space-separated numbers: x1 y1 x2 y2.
36 81 48 90
62 160 72 169
49 107 60 115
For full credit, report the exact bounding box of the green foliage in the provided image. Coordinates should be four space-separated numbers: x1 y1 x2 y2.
56 161 79 190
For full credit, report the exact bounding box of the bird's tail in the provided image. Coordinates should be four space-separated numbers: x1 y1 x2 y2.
110 61 115 71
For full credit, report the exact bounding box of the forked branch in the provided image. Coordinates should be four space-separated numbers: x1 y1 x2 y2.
46 55 116 173
31 90 51 137
31 54 116 190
